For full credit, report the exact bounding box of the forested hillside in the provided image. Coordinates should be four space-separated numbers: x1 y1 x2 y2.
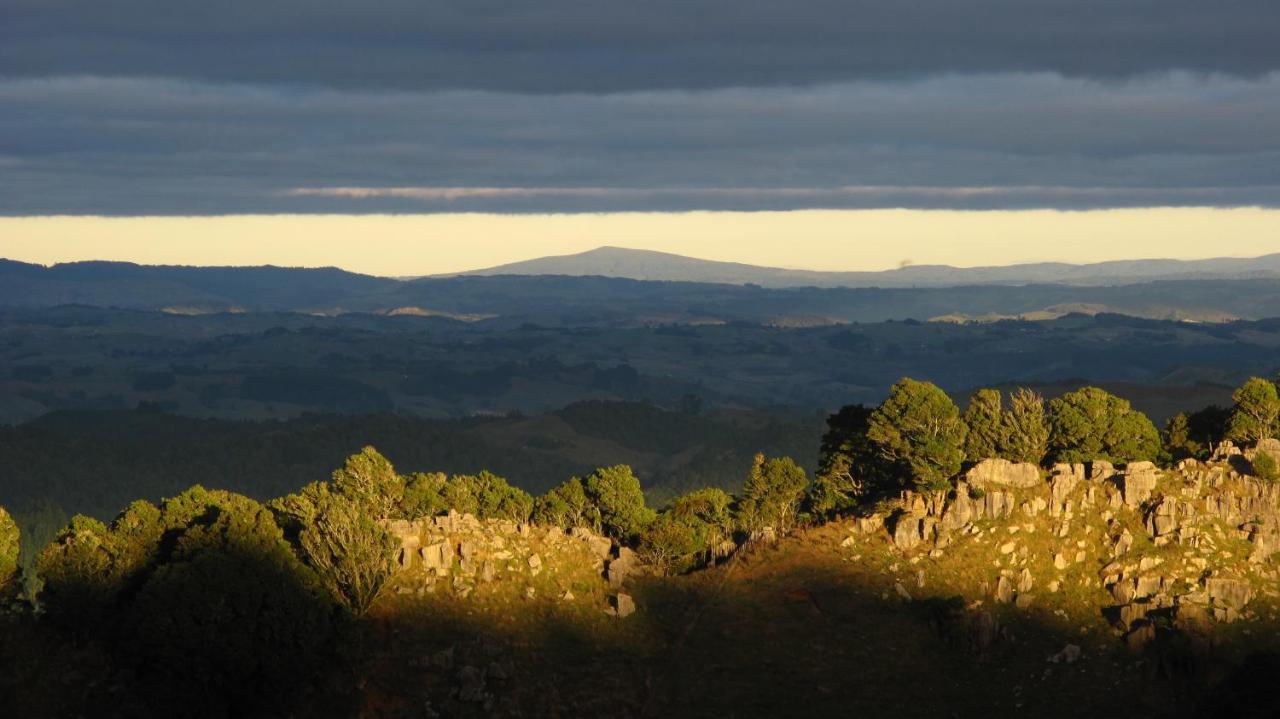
4 376 1280 717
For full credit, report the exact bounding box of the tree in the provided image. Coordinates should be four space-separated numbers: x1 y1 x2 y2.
1046 387 1161 463
638 488 733 573
583 465 655 542
1001 388 1049 464
867 378 968 493
455 471 534 522
124 490 336 716
807 453 863 517
330 446 404 519
35 501 164 632
400 471 449 519
809 404 877 513
0 506 19 600
1227 377 1280 445
962 389 1005 461
1164 412 1197 460
298 492 397 614
1187 405 1232 453
738 454 809 534
533 477 591 528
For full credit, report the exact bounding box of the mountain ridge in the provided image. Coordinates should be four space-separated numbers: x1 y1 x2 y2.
453 246 1280 288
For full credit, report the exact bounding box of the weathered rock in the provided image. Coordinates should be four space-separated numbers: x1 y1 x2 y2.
856 513 885 534
995 575 1014 603
1146 496 1178 537
1134 575 1162 599
1211 441 1242 462
1090 461 1116 482
892 515 923 551
1049 644 1082 664
941 487 973 531
1125 623 1157 653
1112 529 1133 557
966 459 1043 489
1111 578 1137 605
1017 568 1034 593
1123 464 1160 507
421 542 450 572
610 592 636 618
1205 577 1253 610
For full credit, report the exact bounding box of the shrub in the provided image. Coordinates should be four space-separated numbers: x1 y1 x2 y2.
1254 452 1280 483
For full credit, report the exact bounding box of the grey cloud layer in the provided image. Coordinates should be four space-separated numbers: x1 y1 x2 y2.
3 1 1279 92
2 74 1278 214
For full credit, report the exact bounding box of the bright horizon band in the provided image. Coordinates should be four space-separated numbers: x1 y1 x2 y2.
2 207 1279 277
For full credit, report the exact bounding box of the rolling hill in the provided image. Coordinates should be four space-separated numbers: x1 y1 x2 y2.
455 246 1280 288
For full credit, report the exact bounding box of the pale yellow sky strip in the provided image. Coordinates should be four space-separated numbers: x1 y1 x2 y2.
1 208 1278 277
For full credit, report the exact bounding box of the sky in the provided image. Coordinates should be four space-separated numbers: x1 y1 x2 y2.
2 1 1279 271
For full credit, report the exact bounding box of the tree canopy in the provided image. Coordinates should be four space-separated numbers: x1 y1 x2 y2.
962 388 1005 462
1227 377 1280 445
1046 387 1161 463
867 378 968 492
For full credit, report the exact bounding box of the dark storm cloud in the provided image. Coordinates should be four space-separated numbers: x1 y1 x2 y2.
2 74 1279 214
2 1 1279 92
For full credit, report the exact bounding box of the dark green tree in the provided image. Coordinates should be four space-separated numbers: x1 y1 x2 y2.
738 454 809 534
809 404 877 514
1046 387 1161 463
1187 405 1232 453
125 489 336 716
583 465 656 542
962 388 1005 461
532 477 592 528
638 487 733 573
1001 388 1049 464
298 492 397 615
451 471 534 522
400 471 449 519
1227 377 1280 445
330 445 404 519
35 500 164 631
867 378 968 493
1164 412 1197 460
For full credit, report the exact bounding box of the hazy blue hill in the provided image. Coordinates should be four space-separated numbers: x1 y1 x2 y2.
7 256 1280 323
0 259 398 311
385 275 1280 324
455 245 1280 288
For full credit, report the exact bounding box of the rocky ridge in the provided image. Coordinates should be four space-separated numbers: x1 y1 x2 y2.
383 509 642 609
856 441 1280 652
